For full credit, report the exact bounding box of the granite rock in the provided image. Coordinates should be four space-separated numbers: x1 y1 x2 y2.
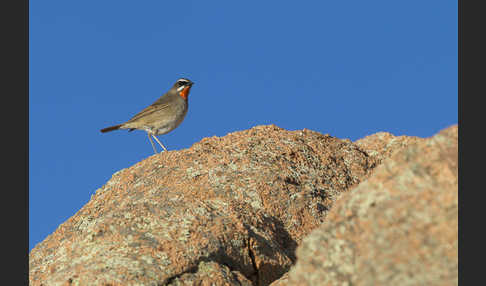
282 125 458 286
30 125 381 286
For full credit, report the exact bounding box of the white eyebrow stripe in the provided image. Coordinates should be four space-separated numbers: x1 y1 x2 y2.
177 79 190 83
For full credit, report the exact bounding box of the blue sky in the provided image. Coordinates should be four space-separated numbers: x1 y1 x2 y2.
29 1 457 250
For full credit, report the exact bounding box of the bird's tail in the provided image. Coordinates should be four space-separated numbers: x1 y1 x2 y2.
100 124 123 133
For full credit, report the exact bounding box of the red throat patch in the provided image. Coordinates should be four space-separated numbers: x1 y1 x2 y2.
179 86 191 100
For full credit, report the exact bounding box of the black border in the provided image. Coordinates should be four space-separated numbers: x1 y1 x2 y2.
2 0 29 283
459 0 482 284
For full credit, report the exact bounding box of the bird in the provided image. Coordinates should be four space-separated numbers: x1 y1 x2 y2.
100 78 194 154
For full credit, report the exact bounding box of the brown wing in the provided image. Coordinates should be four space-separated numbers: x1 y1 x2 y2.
124 90 178 125
126 102 170 123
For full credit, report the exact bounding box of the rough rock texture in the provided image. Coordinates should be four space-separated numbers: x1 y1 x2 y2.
280 125 458 286
167 261 253 286
29 125 383 286
267 272 289 286
354 131 423 163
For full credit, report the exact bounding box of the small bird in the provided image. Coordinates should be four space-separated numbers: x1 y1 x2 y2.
100 78 194 153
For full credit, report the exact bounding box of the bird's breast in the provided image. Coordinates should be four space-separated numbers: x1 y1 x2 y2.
153 103 188 135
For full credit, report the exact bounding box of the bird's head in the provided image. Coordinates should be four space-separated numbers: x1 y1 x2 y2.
173 78 194 100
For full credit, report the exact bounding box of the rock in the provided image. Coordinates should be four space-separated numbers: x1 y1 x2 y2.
167 261 253 286
284 125 458 286
354 131 423 163
29 125 379 286
268 272 289 286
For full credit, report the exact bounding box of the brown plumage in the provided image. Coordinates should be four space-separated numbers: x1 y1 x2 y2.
100 124 123 133
100 78 194 153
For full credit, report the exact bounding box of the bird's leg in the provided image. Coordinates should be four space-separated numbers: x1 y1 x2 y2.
152 135 168 152
147 133 158 154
